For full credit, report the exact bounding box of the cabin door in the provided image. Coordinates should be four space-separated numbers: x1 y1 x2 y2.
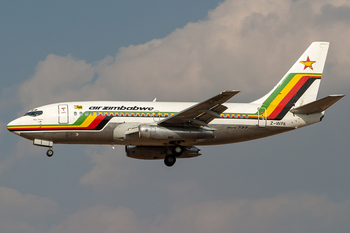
58 104 69 124
258 108 267 128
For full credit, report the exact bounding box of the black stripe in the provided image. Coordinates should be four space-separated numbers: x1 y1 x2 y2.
94 116 113 130
275 78 317 120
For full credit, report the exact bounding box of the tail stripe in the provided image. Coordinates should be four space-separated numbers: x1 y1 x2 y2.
264 74 321 120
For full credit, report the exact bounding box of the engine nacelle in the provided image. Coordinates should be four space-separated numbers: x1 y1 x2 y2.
138 125 214 140
125 145 201 160
113 123 140 142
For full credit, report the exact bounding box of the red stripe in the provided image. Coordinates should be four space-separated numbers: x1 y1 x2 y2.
268 76 309 119
87 115 105 129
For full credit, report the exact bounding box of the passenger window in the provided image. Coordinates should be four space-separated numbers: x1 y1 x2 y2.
79 112 83 116
90 112 94 116
85 112 89 116
74 112 77 116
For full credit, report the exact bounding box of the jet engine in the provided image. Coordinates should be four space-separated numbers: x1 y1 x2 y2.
125 145 201 160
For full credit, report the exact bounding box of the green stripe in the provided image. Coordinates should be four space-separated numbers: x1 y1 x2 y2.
257 73 321 114
72 112 89 125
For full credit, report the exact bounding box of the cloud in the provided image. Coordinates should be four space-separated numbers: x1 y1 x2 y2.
18 54 96 108
17 0 350 110
3 1 350 233
0 186 58 233
0 120 5 139
47 205 143 233
155 193 350 233
79 147 133 189
45 193 350 233
27 0 349 195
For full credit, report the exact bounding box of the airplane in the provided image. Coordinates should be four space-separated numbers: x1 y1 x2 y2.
7 42 345 167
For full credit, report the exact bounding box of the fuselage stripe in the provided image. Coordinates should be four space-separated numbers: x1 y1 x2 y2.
267 76 313 119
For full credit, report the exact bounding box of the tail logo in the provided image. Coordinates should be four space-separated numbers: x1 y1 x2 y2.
300 56 316 70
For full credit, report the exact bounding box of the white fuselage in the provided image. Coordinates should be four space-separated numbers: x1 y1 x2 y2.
7 101 323 147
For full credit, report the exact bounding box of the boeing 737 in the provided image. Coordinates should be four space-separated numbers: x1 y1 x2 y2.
7 42 344 166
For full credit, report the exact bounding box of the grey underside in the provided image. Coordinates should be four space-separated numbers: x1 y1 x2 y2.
19 123 293 146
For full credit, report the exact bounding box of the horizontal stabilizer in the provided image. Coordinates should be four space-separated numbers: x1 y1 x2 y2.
290 94 345 114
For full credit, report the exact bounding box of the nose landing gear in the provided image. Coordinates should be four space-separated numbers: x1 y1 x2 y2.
33 139 54 157
46 148 54 157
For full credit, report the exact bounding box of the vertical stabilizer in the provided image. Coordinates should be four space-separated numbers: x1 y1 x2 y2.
252 42 330 120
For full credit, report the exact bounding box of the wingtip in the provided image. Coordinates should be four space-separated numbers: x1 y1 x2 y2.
329 94 345 97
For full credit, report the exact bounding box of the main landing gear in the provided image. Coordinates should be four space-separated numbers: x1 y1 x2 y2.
164 154 176 167
164 145 184 167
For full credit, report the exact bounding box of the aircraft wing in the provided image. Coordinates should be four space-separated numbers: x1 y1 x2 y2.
158 90 239 127
290 94 345 114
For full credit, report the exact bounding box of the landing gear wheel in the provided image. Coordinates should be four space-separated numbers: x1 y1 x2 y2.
164 155 176 167
46 149 54 157
172 145 184 157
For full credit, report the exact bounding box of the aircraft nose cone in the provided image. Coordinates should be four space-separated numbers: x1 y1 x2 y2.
7 118 21 134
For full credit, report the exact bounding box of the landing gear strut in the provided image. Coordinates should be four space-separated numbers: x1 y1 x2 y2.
46 148 54 157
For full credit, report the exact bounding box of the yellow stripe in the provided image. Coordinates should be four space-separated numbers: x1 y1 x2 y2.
43 115 96 129
265 74 304 116
8 126 40 130
266 74 322 117
8 114 97 130
78 115 96 127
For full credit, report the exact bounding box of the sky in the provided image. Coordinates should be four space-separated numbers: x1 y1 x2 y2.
1 0 350 232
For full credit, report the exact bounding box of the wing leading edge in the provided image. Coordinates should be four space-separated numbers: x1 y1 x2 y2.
158 90 239 127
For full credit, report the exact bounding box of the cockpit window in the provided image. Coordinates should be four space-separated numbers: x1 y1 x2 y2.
24 109 43 117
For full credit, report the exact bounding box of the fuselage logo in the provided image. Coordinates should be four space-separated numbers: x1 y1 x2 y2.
89 106 154 111
300 56 316 70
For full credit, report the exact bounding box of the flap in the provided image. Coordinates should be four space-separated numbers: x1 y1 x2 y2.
158 90 239 126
